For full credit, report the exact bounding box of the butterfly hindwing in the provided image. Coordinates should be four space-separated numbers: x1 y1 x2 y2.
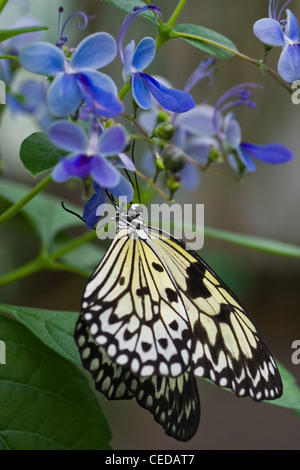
148 227 283 401
75 319 200 441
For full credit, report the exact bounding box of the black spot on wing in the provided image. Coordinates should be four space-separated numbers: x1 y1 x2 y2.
152 262 164 272
186 263 211 299
165 287 178 303
136 286 150 297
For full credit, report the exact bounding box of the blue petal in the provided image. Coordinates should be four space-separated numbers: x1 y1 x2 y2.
285 9 299 43
240 142 293 164
236 147 256 172
48 120 88 152
223 112 241 148
20 42 65 75
123 40 135 76
141 73 195 113
52 154 92 182
47 73 82 117
97 125 127 156
253 18 285 46
70 32 117 71
76 73 123 118
132 73 151 109
278 44 300 82
80 70 118 94
83 183 106 229
175 104 216 136
91 156 121 188
180 161 201 190
132 37 156 71
117 152 136 171
110 174 134 202
185 136 218 163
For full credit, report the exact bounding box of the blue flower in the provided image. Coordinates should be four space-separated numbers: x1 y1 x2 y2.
48 120 133 189
118 5 195 112
213 84 293 172
253 0 300 82
20 32 123 117
83 180 134 229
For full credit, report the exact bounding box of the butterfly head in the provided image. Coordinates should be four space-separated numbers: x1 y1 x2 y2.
118 203 148 239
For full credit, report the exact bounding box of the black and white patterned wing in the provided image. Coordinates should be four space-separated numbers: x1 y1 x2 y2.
149 228 283 402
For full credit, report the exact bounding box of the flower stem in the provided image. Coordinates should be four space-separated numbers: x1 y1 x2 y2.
172 31 291 92
166 0 188 29
118 83 131 101
0 173 53 227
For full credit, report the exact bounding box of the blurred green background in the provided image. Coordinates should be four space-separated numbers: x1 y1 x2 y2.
0 0 300 450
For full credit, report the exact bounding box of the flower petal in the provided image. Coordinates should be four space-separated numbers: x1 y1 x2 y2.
52 154 91 182
47 73 82 117
278 44 300 82
175 104 217 136
180 161 201 190
141 73 195 113
253 18 285 46
285 9 299 43
117 152 136 171
123 40 135 76
48 120 88 152
132 37 156 71
132 73 151 109
240 142 293 164
97 126 127 156
83 183 106 229
20 42 65 75
185 136 218 163
223 112 241 148
70 32 117 70
80 70 118 94
110 174 134 202
76 73 123 118
91 156 121 188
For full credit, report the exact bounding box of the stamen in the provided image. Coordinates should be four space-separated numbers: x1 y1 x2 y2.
117 4 161 63
56 10 95 47
277 0 293 22
183 57 216 93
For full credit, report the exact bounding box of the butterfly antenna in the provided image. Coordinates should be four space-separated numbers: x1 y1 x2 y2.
61 201 86 223
131 139 141 204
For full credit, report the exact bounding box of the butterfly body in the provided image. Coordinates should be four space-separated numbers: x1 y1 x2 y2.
75 203 282 441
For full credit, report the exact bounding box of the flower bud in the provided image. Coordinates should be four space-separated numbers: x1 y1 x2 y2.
163 146 186 171
153 122 175 140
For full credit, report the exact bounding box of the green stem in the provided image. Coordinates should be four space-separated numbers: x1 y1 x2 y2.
0 173 52 227
166 0 187 29
172 31 291 92
118 83 131 101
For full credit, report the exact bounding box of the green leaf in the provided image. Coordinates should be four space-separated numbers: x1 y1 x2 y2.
0 304 80 364
0 26 48 43
0 314 111 450
19 132 67 177
272 363 300 412
0 0 9 14
0 179 84 248
103 0 159 23
173 23 238 59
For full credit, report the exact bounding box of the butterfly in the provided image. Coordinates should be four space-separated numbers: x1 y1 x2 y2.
75 202 282 442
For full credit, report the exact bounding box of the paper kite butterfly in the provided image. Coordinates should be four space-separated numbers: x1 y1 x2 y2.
75 202 282 442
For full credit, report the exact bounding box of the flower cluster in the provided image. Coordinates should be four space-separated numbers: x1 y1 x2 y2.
1 3 294 229
253 0 300 82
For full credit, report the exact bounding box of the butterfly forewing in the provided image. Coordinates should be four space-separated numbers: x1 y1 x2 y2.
148 227 283 401
81 228 193 379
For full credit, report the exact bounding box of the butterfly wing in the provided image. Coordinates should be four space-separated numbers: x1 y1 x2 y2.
75 318 200 441
80 228 193 378
75 319 133 400
148 227 283 401
124 370 200 442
